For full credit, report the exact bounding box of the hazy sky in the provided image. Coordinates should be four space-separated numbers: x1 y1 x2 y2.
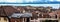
0 0 60 3
0 4 59 9
0 0 59 9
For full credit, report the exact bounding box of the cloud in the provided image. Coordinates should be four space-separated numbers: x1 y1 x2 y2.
57 0 60 2
0 0 41 3
0 0 4 2
16 0 24 3
0 0 16 2
25 0 38 3
49 0 54 1
0 0 59 3
6 0 16 2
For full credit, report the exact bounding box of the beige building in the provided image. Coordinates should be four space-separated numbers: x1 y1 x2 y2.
0 17 9 22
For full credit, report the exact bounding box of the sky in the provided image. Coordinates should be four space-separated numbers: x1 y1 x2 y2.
0 0 60 3
0 4 59 9
0 0 59 9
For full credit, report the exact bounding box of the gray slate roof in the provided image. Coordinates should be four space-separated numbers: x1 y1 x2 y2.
9 13 32 18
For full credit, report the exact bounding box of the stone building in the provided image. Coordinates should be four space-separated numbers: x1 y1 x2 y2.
0 6 59 22
0 16 10 22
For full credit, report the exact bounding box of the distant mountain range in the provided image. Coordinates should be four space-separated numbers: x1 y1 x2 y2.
0 2 60 4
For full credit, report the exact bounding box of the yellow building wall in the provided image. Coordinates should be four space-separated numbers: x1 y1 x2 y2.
0 17 9 22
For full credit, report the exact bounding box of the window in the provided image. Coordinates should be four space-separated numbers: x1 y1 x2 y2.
4 17 7 21
0 17 9 22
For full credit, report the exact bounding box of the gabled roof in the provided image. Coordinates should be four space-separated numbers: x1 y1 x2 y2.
0 6 18 16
